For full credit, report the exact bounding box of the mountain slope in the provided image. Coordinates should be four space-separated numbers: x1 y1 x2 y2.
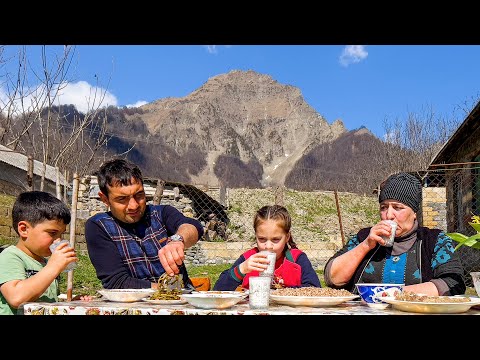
127 70 346 186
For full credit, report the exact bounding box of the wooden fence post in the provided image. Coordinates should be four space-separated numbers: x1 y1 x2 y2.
55 166 61 200
153 179 165 205
334 189 346 246
27 155 34 191
67 173 79 301
274 186 284 206
219 183 226 207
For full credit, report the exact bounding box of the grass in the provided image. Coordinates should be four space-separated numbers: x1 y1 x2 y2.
56 258 326 296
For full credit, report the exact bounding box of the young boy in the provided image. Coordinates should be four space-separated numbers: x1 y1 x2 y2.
0 191 81 315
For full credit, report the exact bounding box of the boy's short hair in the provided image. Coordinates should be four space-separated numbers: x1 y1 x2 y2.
96 158 143 196
12 191 71 235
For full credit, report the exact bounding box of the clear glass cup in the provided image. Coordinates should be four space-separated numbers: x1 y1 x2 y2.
381 220 397 247
249 276 271 309
49 240 77 272
259 250 276 277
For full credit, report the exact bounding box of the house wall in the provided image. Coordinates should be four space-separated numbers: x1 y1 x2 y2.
0 163 57 196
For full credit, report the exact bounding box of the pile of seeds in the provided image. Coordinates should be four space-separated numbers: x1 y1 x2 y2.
271 287 354 297
395 291 470 303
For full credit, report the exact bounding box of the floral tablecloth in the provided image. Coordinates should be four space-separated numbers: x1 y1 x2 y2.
21 299 480 315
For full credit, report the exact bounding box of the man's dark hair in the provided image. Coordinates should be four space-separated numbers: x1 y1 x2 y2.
97 158 143 196
12 191 71 235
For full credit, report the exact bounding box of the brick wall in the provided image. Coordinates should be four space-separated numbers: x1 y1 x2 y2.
422 187 447 231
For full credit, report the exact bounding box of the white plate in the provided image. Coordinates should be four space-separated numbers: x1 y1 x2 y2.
269 294 359 307
380 296 480 314
97 288 156 303
182 291 249 309
142 298 187 305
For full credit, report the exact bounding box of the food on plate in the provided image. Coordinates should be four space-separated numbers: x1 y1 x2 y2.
147 273 183 301
271 287 354 297
394 291 471 303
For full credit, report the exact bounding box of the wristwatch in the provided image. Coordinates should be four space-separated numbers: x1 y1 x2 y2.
168 234 184 244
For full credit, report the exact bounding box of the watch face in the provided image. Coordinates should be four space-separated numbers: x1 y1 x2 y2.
170 234 183 242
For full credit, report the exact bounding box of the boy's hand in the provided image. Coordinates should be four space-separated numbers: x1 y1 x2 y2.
48 241 78 273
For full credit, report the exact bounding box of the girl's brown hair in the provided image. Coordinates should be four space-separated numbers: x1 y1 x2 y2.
253 205 297 249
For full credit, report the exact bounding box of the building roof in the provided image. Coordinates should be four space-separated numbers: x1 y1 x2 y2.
0 144 66 185
429 100 480 167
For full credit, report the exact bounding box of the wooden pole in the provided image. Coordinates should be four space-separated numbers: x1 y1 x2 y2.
67 173 79 301
55 166 61 200
63 169 68 202
274 186 284 206
153 179 165 205
173 186 180 202
219 182 226 207
27 155 34 191
334 189 346 246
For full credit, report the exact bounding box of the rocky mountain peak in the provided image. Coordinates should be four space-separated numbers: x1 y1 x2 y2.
129 70 347 187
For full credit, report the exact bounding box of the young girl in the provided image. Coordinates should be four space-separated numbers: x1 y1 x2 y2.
213 204 321 290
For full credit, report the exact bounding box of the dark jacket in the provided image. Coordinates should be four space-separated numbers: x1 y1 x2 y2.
85 204 204 289
325 226 466 296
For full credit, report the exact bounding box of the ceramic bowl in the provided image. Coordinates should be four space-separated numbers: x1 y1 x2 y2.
355 283 404 309
97 288 156 302
471 272 480 296
182 291 249 309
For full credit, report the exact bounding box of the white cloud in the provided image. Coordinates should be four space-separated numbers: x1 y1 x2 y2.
0 80 117 115
56 81 118 113
205 45 218 54
339 45 368 67
126 100 148 108
203 45 232 54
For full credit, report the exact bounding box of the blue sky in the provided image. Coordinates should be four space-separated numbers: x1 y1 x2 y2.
2 45 479 138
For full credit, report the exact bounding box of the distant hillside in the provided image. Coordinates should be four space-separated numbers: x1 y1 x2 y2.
285 127 394 194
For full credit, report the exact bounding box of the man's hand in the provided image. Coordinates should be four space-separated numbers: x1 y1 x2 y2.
158 240 185 276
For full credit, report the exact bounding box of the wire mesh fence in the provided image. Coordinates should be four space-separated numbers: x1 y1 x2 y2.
410 165 480 287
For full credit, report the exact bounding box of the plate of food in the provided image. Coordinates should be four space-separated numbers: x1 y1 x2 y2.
142 298 187 305
269 287 359 307
379 293 480 314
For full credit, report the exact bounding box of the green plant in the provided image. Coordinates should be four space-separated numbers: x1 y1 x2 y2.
446 214 480 250
58 253 103 296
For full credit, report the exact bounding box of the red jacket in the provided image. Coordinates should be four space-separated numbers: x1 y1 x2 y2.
241 248 304 288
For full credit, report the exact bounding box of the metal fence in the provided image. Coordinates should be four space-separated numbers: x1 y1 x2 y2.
411 165 480 287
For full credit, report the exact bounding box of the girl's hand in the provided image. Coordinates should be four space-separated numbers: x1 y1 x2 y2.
240 253 270 274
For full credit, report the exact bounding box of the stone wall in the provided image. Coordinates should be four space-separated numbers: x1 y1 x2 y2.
422 187 447 231
184 240 338 270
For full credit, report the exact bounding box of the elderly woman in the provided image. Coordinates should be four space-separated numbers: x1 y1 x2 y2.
324 172 465 296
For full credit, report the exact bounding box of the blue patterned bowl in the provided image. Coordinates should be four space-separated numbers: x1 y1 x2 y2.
355 283 404 309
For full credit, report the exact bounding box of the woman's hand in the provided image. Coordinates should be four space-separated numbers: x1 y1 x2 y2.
365 220 395 248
